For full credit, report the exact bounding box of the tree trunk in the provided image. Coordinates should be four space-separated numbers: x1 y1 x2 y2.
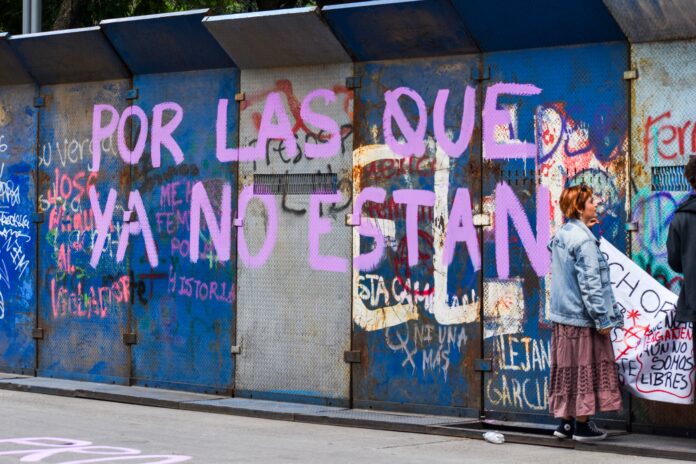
52 0 89 30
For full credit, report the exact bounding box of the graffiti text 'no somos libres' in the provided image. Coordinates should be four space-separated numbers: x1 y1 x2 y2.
89 83 549 279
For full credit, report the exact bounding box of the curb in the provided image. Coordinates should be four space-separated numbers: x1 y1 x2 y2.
0 377 694 462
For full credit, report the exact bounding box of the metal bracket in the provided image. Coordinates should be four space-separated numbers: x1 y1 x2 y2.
233 217 244 227
471 66 491 82
32 328 44 340
623 69 638 80
235 92 246 102
123 210 133 223
474 358 492 372
344 350 361 363
230 344 241 355
345 76 362 90
31 212 45 223
123 333 138 345
126 88 139 100
345 213 360 226
626 222 639 232
33 96 45 108
473 213 491 227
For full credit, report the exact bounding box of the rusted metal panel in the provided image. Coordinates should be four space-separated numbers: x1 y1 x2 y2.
629 40 696 434
0 84 38 374
37 80 131 384
481 43 629 423
351 55 483 416
605 0 696 43
128 68 238 394
235 64 353 405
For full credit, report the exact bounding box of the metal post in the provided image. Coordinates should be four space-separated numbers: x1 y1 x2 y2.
22 0 31 34
30 0 41 33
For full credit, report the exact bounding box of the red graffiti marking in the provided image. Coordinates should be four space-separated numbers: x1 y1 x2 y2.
643 111 696 162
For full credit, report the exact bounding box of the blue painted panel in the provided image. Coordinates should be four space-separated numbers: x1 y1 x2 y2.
37 80 132 384
322 0 477 61
352 55 482 416
0 34 34 85
102 11 235 75
451 0 625 51
0 84 37 374
481 43 628 421
130 68 238 393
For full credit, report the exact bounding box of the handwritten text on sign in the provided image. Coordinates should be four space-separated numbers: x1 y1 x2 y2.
601 238 694 404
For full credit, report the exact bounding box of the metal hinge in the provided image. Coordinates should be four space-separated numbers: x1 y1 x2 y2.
626 222 639 232
474 358 492 372
471 66 491 82
345 76 361 90
32 328 44 339
126 88 139 100
623 69 638 80
230 344 241 355
31 212 45 223
345 213 360 226
122 333 138 345
33 96 45 108
235 92 246 102
344 350 361 363
473 213 491 227
233 217 244 227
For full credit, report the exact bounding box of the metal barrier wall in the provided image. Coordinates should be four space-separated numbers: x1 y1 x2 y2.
0 0 694 437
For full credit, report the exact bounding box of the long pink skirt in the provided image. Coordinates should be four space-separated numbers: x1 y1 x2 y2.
548 323 623 418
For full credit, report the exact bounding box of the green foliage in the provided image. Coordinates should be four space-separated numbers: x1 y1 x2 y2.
0 0 317 34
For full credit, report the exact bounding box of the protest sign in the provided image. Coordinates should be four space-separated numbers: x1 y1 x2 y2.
600 238 694 404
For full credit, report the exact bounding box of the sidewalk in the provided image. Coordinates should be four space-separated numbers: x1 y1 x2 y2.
0 373 693 461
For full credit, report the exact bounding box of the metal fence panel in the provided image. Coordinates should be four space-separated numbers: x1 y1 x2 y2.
0 85 37 374
351 55 483 416
37 80 131 384
630 40 696 433
482 43 629 423
129 69 238 393
235 64 353 404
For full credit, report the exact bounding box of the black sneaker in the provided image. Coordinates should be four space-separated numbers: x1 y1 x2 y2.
573 420 608 442
553 419 574 439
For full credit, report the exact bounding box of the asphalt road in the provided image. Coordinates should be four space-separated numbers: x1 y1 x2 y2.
0 389 682 463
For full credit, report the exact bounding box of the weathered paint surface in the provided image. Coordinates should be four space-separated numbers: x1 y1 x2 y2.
38 80 131 383
630 40 696 432
128 69 238 393
0 85 37 374
351 56 483 415
0 15 695 436
482 43 629 421
235 65 353 404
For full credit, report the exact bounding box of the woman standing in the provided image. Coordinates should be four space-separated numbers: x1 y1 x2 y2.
548 185 623 442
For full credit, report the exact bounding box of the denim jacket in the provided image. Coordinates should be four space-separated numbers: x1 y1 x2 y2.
548 219 623 330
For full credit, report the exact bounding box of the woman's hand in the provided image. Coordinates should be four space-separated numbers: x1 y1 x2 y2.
587 217 599 227
597 327 612 336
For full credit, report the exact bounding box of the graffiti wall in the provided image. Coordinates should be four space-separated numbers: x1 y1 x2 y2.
0 84 37 374
235 65 353 404
630 39 696 431
1 5 696 436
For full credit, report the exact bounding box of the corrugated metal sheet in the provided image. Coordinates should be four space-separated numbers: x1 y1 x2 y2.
629 40 696 432
0 84 38 374
101 10 235 74
203 8 350 69
605 0 696 43
321 0 477 61
235 64 353 405
129 68 238 394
